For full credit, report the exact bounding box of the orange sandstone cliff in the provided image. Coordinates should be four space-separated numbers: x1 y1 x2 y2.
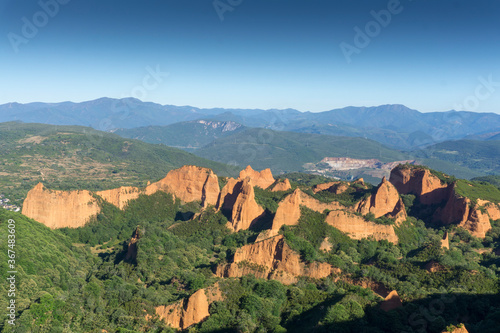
325 210 399 244
380 290 403 312
22 165 220 229
96 186 142 210
22 183 100 229
238 165 275 189
155 283 223 330
216 235 339 285
145 165 220 207
390 165 496 238
271 178 292 192
390 166 450 205
270 189 344 233
216 176 266 232
356 177 407 224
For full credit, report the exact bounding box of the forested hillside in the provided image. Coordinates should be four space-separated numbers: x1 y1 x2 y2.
1 164 499 332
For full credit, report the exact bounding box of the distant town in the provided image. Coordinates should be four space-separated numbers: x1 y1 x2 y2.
0 194 20 212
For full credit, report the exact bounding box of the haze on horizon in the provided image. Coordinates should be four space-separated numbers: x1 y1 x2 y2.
1 0 499 114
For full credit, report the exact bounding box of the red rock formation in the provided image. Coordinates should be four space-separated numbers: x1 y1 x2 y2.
224 177 264 231
441 232 450 250
391 166 493 238
271 178 292 192
216 235 339 285
459 208 492 239
22 183 100 229
380 290 403 312
357 177 407 225
390 166 449 205
425 260 446 273
313 181 349 194
441 324 469 333
478 199 500 221
155 284 223 330
271 189 344 233
125 227 141 262
319 237 332 252
145 165 220 207
325 210 398 244
238 165 275 189
96 186 141 209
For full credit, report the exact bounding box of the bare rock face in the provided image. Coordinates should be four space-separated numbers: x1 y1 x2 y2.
325 210 398 244
271 189 344 233
390 166 449 205
312 181 349 194
459 208 492 239
425 260 445 273
380 290 403 312
220 177 265 232
125 227 141 262
145 165 220 207
271 178 292 192
155 284 222 330
357 177 407 224
319 237 333 252
441 324 469 333
238 165 275 189
96 186 141 209
441 232 450 250
391 165 494 238
478 199 500 221
22 183 100 229
216 235 339 285
437 191 491 238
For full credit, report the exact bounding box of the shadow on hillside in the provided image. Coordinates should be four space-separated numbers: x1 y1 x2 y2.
202 292 500 333
282 292 500 333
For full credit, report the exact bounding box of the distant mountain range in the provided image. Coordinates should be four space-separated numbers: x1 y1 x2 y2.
2 98 499 149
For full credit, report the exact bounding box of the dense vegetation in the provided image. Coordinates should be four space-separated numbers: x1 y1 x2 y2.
115 121 246 152
415 139 500 175
2 160 500 332
194 128 408 173
0 123 238 205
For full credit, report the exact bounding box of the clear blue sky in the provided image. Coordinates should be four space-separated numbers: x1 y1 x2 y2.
1 0 499 113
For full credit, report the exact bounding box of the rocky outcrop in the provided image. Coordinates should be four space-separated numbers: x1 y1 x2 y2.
271 178 292 192
325 210 398 244
22 183 100 229
319 237 332 252
441 232 449 249
459 208 492 239
145 165 220 207
125 227 141 262
425 260 446 273
216 235 340 285
271 189 344 233
238 165 275 189
478 199 500 221
390 165 495 238
380 290 403 312
229 178 265 231
441 324 469 333
356 177 407 224
96 186 141 209
312 181 349 194
436 191 491 238
155 284 223 330
390 166 450 205
217 177 265 232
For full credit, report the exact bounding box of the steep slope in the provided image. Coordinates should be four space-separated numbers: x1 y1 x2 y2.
22 165 220 228
390 164 500 238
